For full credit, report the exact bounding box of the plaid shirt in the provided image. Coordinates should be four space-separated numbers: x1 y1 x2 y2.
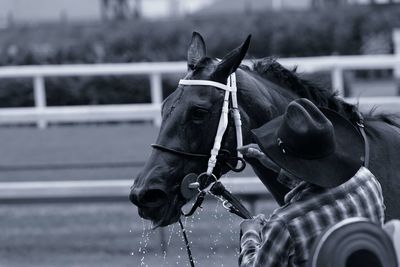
239 167 385 267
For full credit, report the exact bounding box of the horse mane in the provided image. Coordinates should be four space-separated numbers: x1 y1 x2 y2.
252 57 400 128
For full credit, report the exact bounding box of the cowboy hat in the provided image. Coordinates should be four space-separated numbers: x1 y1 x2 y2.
251 98 364 188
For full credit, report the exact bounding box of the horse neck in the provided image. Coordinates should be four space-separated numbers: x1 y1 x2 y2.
236 69 295 136
234 69 294 205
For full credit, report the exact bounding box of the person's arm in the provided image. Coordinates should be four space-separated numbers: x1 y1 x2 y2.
239 215 266 266
239 216 292 267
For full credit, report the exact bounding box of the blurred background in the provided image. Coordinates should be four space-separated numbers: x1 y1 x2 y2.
0 0 400 266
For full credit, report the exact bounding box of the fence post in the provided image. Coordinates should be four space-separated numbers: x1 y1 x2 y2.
393 28 400 95
332 67 345 97
33 75 47 129
150 73 163 126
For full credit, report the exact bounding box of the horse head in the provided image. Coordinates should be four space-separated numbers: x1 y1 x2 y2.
129 32 252 227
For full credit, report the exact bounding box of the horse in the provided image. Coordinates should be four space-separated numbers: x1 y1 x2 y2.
129 32 400 228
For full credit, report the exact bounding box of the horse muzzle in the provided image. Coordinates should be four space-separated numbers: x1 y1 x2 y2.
130 186 182 227
129 186 169 209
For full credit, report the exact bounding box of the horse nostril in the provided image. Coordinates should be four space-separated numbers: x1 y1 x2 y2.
139 189 168 208
129 188 140 206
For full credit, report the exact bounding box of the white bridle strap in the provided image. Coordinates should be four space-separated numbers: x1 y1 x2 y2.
229 74 244 161
178 79 235 92
206 82 230 174
178 74 244 175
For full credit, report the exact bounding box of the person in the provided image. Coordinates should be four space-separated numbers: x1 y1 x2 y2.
237 98 385 267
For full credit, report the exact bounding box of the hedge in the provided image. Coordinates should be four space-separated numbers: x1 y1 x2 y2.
0 5 399 107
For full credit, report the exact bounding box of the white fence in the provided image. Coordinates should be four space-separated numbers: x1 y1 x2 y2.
0 55 400 128
0 177 269 204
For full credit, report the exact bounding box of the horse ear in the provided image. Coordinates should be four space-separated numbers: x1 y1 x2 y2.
187 32 206 70
214 35 251 80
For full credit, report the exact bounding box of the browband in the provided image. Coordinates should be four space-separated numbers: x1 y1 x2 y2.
179 79 236 92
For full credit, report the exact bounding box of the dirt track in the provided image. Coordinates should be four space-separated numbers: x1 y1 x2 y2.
0 199 277 267
0 123 256 182
0 123 265 266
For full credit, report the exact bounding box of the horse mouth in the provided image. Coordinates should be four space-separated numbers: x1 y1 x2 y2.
153 210 181 228
138 196 184 228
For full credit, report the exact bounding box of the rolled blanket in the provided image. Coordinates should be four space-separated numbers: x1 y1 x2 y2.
309 217 397 267
384 219 400 264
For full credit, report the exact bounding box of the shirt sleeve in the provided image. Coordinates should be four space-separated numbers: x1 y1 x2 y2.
239 218 292 267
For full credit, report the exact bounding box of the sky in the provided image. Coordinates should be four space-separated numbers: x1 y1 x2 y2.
0 0 216 23
142 0 215 18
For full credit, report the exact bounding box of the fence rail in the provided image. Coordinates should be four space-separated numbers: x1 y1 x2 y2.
0 54 400 128
0 177 268 204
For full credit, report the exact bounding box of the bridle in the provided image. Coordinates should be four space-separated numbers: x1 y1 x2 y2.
151 72 250 214
151 72 245 175
151 73 253 267
151 143 246 173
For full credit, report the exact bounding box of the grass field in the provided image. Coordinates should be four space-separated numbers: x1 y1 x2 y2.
0 123 266 266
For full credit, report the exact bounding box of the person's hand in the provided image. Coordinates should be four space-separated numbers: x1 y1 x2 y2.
240 214 268 236
238 144 280 172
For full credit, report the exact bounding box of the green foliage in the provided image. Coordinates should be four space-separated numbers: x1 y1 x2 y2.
45 76 151 106
0 5 399 107
0 78 33 107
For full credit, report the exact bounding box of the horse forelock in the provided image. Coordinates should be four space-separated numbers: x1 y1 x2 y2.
193 57 214 70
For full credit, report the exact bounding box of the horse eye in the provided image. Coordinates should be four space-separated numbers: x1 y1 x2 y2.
191 108 209 121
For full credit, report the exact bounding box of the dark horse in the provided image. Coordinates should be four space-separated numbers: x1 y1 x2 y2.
130 32 400 227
